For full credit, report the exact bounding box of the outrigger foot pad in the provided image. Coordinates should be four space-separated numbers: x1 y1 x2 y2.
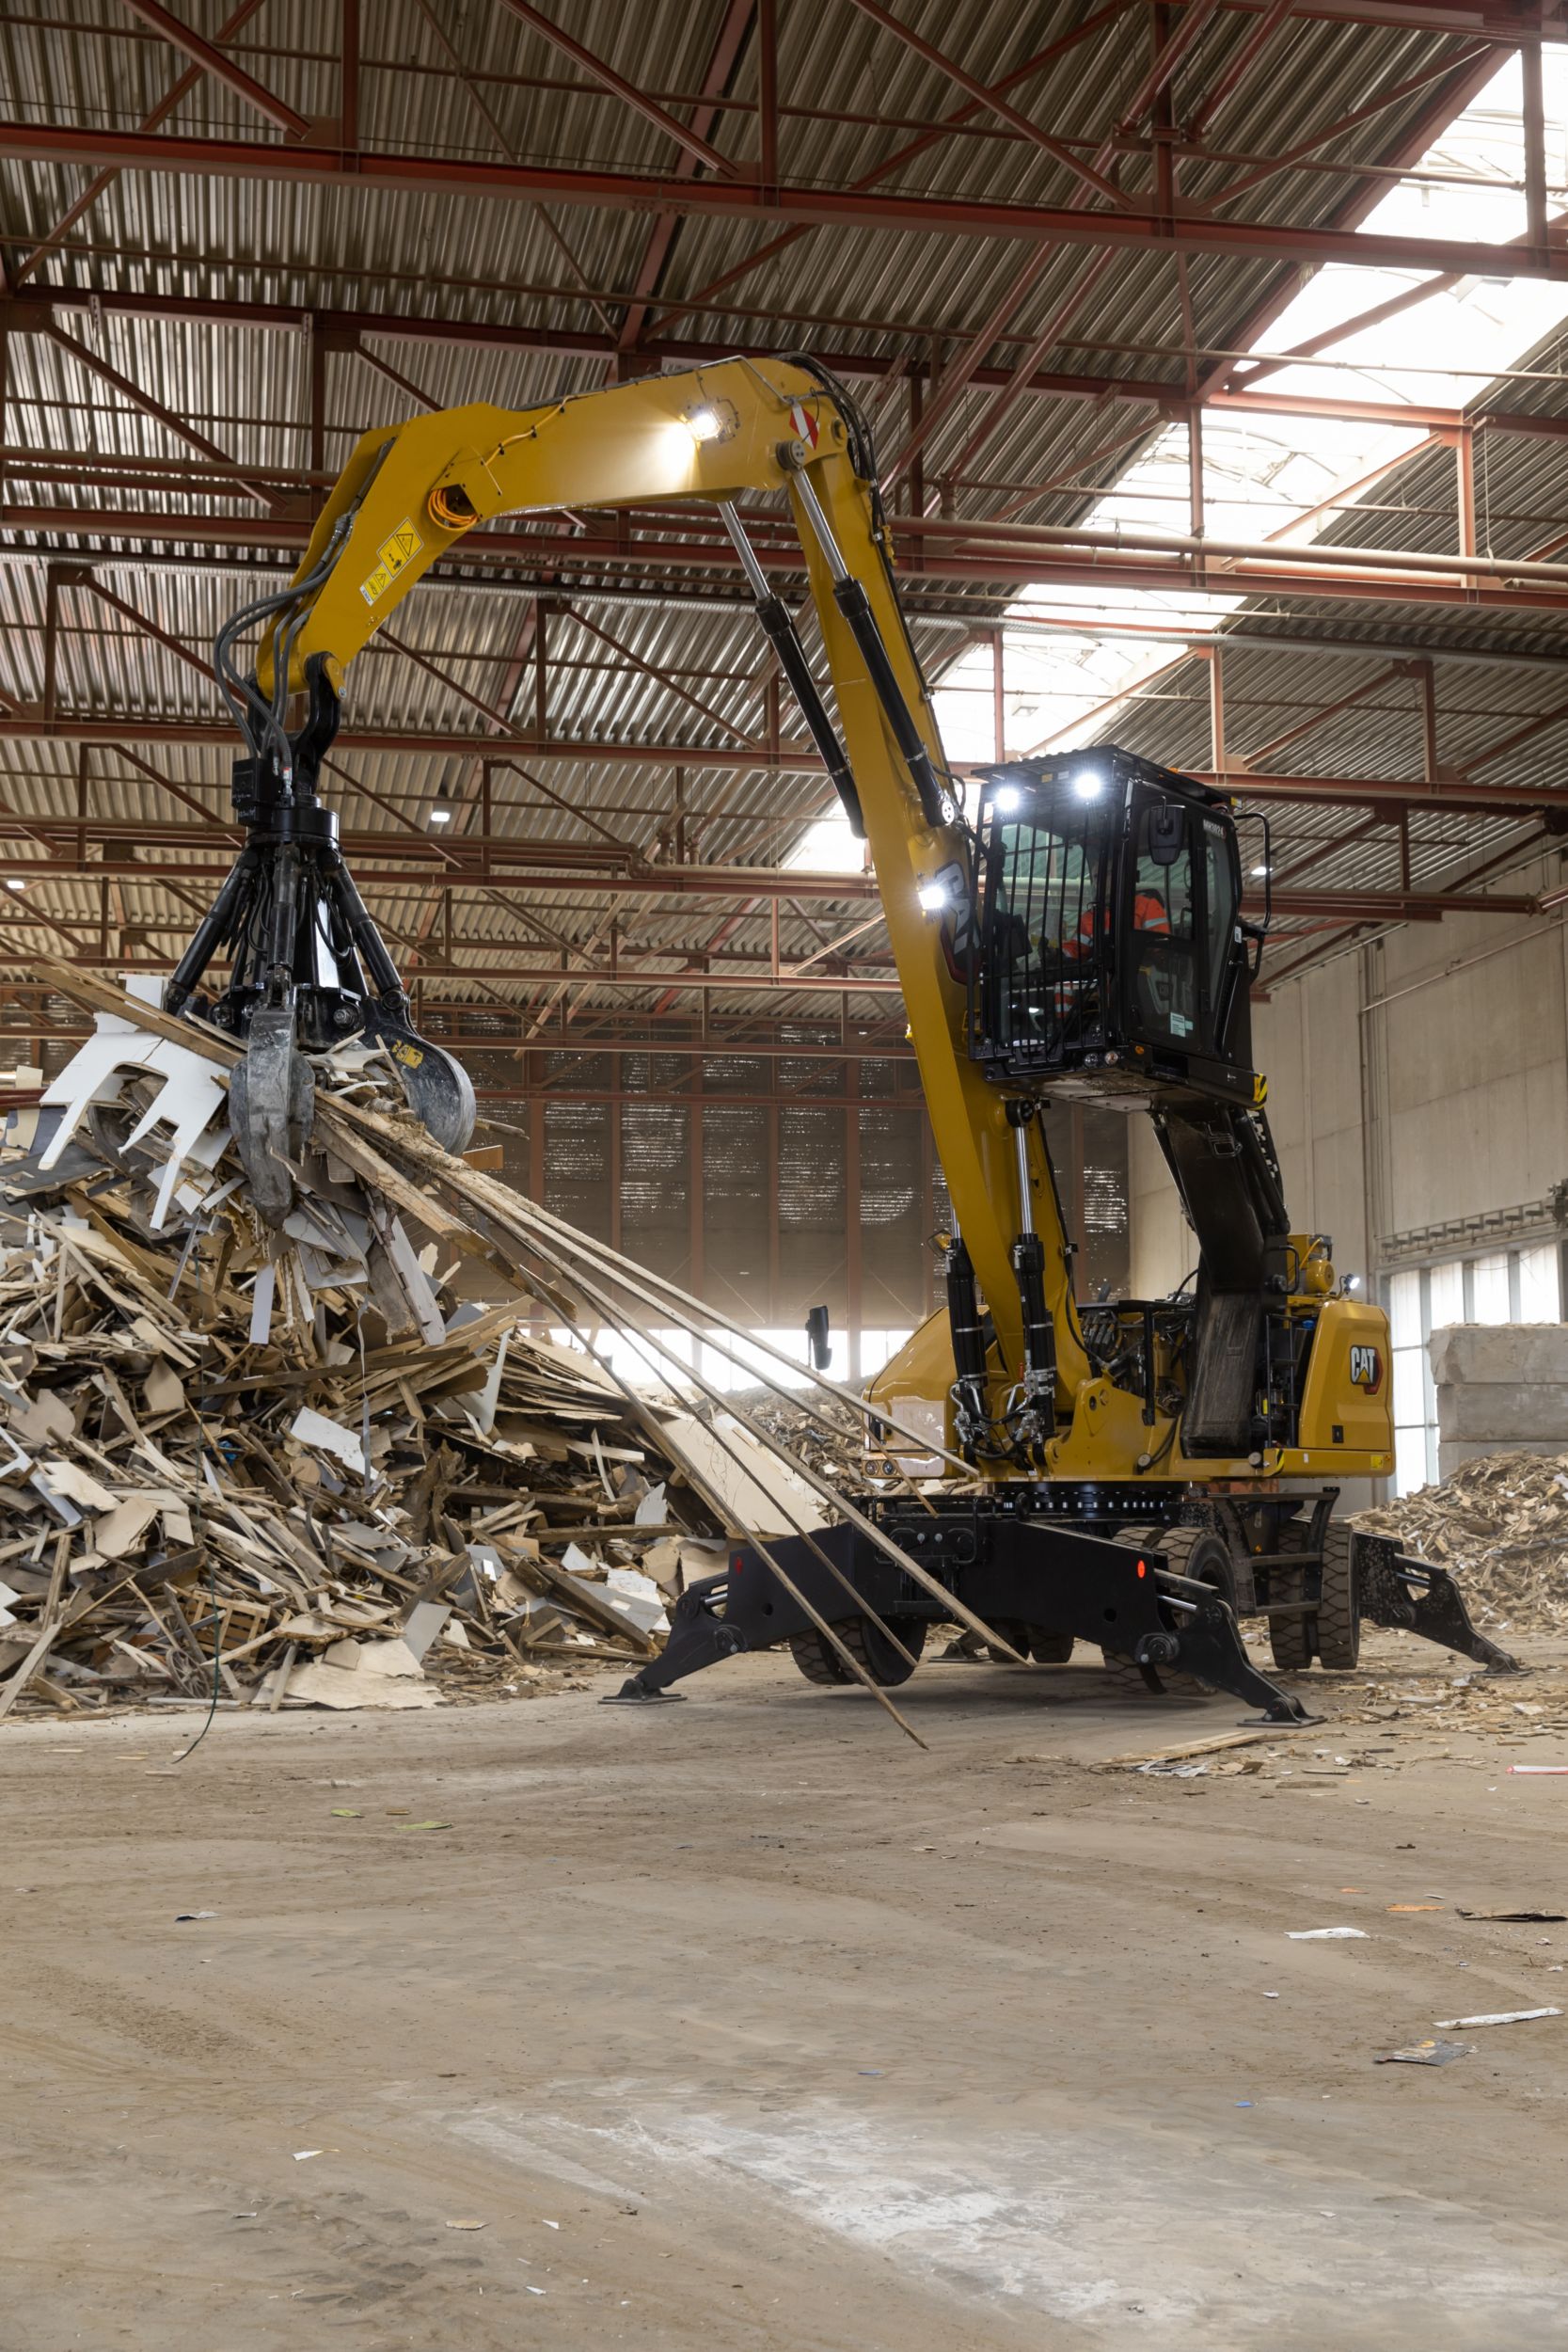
601 1679 686 1704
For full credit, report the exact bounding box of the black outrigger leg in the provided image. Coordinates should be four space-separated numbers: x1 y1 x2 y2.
1359 1540 1520 1673
612 1519 1313 1724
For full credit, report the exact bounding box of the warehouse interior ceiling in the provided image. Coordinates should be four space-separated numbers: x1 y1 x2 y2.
3 4 1568 1220
936 45 1568 758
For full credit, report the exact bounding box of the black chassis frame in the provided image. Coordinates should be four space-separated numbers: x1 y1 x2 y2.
615 1486 1516 1719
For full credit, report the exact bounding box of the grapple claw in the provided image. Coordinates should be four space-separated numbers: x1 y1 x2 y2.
229 1004 315 1227
359 1002 477 1154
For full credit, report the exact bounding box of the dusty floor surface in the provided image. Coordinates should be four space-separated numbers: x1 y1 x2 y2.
6 1631 1568 2351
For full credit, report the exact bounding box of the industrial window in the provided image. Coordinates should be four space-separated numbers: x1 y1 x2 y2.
1386 1241 1561 1496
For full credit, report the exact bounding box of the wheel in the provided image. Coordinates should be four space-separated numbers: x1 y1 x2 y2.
789 1614 926 1689
787 1628 852 1686
1267 1565 1313 1672
986 1617 1071 1664
1101 1528 1171 1693
842 1613 926 1687
1315 1524 1361 1670
1138 1524 1224 1697
1026 1627 1075 1665
1101 1526 1218 1697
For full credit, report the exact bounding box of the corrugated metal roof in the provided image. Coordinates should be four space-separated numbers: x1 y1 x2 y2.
0 1 1535 1019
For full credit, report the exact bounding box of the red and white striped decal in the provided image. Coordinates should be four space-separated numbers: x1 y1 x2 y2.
788 399 820 449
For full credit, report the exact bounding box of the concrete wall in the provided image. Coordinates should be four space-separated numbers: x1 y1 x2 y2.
1130 848 1568 1298
1430 1322 1568 1477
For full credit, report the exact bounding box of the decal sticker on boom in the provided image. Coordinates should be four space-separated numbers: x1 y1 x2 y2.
789 399 820 449
359 517 423 608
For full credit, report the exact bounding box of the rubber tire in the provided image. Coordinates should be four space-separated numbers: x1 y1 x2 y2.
1101 1528 1174 1695
1268 1564 1313 1672
1101 1526 1215 1698
1135 1523 1220 1697
841 1613 927 1687
986 1615 1030 1662
1315 1524 1361 1670
988 1617 1073 1664
790 1614 927 1689
1027 1627 1076 1665
787 1628 853 1686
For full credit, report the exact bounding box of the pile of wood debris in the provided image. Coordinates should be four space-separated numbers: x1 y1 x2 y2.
0 1009 744 1722
1355 1452 1568 1634
0 963 1014 1744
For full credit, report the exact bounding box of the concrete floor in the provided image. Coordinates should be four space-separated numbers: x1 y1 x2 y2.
6 1637 1568 2350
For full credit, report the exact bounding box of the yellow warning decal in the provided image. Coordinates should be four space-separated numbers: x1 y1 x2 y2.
359 516 423 608
390 1039 424 1070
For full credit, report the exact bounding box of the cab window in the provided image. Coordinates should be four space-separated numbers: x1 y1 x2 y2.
1129 803 1197 1047
1203 818 1239 1029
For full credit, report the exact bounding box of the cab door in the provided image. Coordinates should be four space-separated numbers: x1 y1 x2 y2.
1197 808 1244 1063
1123 792 1200 1052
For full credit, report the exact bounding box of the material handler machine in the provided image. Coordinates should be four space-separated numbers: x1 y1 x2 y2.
145 353 1509 1721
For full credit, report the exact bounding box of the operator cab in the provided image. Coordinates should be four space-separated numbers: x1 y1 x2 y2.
967 748 1266 1109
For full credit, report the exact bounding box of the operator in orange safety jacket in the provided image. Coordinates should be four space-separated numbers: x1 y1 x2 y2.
1059 889 1170 959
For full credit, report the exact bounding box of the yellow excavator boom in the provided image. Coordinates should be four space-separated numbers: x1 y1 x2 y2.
260 354 1089 1412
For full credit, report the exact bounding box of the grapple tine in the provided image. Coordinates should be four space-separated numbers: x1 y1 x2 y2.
359 1003 477 1153
229 1005 315 1227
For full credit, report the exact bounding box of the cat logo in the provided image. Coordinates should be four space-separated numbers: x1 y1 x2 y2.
1349 1343 1383 1392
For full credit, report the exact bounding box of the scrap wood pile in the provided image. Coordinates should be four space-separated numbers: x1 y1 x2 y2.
1355 1452 1568 1635
0 1021 741 1724
0 964 1016 1743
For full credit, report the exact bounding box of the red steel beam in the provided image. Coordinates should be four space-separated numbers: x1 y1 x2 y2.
0 710 826 770
1194 30 1506 422
941 252 1120 486
0 946 905 989
37 323 280 508
841 0 1132 212
19 501 1568 616
1203 38 1494 211
491 0 738 179
12 0 269 288
112 0 309 136
1090 0 1226 170
616 0 755 351
1186 0 1295 137
10 714 1568 817
9 121 1568 280
883 246 1057 487
1167 3 1557 28
635 1 1138 339
0 851 1532 922
20 284 1568 440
